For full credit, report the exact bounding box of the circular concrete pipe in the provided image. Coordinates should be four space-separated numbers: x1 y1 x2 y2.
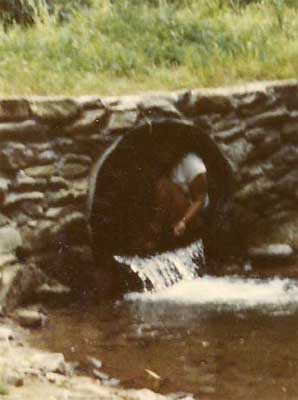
87 119 236 269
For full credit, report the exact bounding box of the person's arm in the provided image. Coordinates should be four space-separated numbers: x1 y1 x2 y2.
174 174 208 237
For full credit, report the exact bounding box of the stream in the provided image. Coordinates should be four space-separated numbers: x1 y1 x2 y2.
29 242 298 400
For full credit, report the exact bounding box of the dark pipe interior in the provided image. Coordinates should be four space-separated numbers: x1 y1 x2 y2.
89 120 235 264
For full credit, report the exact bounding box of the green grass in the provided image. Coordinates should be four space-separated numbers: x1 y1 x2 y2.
0 0 297 96
0 382 9 395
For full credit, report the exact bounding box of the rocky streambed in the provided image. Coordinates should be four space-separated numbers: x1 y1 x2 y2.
1 259 297 400
1 314 193 400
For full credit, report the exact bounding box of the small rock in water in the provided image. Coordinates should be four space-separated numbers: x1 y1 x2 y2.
36 282 71 296
92 368 120 386
92 369 109 380
104 377 120 387
46 372 68 385
86 356 103 370
248 243 295 265
243 261 252 272
13 308 47 328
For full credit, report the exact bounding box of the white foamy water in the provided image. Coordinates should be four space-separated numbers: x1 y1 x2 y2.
115 240 205 291
126 276 298 309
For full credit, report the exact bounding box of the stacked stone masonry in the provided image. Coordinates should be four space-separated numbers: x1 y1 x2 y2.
0 80 297 309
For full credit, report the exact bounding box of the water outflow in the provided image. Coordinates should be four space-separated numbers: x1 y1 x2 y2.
126 276 298 312
115 240 205 291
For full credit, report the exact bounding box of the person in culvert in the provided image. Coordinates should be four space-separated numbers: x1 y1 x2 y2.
147 152 209 249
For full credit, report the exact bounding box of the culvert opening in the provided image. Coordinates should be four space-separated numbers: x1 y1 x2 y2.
87 120 235 292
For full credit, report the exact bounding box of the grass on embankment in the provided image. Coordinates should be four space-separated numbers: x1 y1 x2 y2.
0 0 297 96
0 382 9 395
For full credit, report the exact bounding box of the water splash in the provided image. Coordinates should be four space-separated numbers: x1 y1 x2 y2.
126 275 298 311
115 240 205 291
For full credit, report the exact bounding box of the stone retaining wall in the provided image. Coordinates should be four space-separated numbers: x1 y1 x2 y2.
0 80 297 310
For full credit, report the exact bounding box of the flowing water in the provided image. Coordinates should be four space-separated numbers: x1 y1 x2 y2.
29 242 298 400
115 240 205 291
